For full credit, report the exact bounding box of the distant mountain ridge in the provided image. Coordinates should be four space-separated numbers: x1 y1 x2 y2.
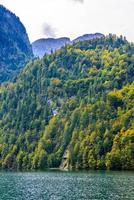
73 33 103 43
32 33 104 57
32 37 71 58
0 5 33 83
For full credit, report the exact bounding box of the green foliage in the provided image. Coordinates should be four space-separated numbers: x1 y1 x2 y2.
0 35 133 170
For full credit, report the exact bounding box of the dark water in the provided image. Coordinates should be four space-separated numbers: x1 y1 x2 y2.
0 171 133 200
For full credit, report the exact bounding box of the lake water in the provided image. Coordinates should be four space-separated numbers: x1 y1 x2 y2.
0 171 133 200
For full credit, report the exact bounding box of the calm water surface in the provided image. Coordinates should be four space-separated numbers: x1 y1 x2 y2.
0 171 133 200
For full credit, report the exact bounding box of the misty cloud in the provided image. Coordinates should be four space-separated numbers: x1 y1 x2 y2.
71 0 84 3
42 23 56 38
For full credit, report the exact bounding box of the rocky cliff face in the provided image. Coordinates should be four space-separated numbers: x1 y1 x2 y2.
0 5 33 82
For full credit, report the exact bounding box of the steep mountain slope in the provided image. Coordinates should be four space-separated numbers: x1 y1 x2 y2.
0 35 133 170
32 33 103 58
0 5 33 83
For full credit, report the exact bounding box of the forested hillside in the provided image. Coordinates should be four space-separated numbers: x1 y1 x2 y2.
0 35 133 170
0 5 33 83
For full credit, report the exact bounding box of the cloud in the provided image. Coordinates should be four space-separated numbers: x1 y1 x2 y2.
42 23 56 38
129 0 134 6
71 0 84 3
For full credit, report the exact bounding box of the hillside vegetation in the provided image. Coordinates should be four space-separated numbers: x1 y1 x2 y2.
0 35 134 170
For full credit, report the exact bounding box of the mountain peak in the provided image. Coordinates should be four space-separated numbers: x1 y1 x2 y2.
32 37 71 58
73 33 104 43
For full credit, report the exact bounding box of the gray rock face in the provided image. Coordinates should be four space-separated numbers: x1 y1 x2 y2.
0 5 33 82
32 33 104 58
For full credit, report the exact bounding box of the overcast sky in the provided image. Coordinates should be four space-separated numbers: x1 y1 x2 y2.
1 0 134 42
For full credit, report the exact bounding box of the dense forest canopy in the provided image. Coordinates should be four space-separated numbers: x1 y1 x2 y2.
0 35 133 170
